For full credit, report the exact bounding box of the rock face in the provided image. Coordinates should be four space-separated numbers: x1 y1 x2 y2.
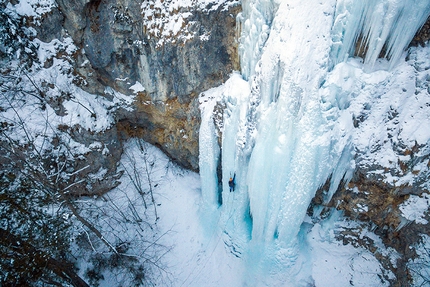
54 0 240 171
410 16 430 46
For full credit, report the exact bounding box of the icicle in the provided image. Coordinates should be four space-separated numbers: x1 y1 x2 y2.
330 0 430 71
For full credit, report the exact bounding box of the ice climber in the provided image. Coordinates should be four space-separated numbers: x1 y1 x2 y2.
229 173 236 192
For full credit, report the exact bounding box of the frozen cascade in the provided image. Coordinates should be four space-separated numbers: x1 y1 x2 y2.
198 0 430 283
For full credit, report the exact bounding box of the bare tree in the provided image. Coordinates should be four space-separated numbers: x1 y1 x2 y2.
1 4 171 285
1 81 172 286
75 138 172 286
408 237 430 287
0 98 90 286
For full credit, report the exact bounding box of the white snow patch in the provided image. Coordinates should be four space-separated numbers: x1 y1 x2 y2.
8 0 56 19
88 167 108 181
399 194 430 224
129 81 146 93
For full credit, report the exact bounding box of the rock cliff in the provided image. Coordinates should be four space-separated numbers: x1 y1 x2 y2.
50 0 240 171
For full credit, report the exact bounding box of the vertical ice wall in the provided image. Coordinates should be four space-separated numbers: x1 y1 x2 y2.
199 0 430 281
236 0 353 252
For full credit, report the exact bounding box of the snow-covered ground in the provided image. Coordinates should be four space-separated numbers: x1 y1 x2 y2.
82 139 244 286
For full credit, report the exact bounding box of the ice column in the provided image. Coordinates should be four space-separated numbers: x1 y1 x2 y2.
199 89 222 208
245 0 347 246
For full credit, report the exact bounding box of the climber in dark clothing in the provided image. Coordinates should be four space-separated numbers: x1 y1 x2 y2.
228 173 236 192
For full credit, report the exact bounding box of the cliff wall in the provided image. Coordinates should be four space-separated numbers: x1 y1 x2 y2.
48 0 240 171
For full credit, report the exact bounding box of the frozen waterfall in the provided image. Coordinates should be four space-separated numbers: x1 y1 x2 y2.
199 0 430 282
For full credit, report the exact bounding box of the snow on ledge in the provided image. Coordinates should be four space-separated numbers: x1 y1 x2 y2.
399 194 430 225
8 0 56 19
129 81 146 93
140 0 239 47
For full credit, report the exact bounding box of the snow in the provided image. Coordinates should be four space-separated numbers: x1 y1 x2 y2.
140 0 239 47
399 194 430 225
408 235 430 286
8 0 55 19
129 81 146 93
155 157 245 287
71 139 245 286
0 34 136 168
32 37 117 132
308 221 394 287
